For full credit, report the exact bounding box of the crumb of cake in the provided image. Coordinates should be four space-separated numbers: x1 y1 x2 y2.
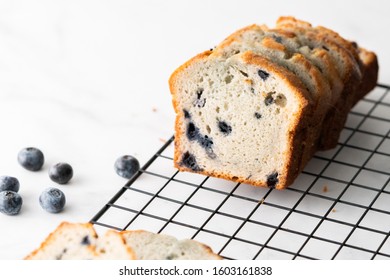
258 198 265 204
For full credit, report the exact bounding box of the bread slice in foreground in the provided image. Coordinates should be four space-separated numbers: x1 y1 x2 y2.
169 16 378 189
25 222 221 260
25 222 135 260
120 230 222 260
170 46 312 190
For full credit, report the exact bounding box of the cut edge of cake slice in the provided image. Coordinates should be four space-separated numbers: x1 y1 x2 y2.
169 48 312 189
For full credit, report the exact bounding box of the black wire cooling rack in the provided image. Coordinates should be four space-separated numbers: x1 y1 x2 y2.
91 84 390 260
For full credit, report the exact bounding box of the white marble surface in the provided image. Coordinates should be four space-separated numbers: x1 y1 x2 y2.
0 0 389 259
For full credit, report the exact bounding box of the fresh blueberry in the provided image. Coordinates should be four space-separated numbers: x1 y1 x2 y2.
17 147 44 171
49 163 73 184
0 191 23 215
0 176 20 192
114 155 140 179
39 187 66 213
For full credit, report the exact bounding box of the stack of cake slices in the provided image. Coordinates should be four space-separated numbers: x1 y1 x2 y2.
169 16 378 189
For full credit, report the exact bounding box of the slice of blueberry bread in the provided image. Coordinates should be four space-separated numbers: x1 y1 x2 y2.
170 49 312 189
24 222 135 260
169 17 378 189
25 222 221 260
214 24 341 171
120 230 222 260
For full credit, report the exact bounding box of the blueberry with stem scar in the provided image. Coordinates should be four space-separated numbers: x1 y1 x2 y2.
39 187 66 213
0 191 22 215
17 147 44 171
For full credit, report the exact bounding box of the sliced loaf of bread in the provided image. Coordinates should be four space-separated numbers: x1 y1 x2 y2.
120 230 222 260
25 222 221 260
169 17 378 189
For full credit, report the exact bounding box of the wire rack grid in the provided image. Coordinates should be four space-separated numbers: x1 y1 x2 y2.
91 84 390 260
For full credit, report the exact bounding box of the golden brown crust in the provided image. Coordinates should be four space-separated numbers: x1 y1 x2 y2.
319 48 378 150
355 48 379 103
169 51 213 170
261 36 286 51
277 17 362 74
276 16 312 28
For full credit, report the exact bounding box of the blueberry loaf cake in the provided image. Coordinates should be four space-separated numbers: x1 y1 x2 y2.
169 16 378 189
25 222 221 260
